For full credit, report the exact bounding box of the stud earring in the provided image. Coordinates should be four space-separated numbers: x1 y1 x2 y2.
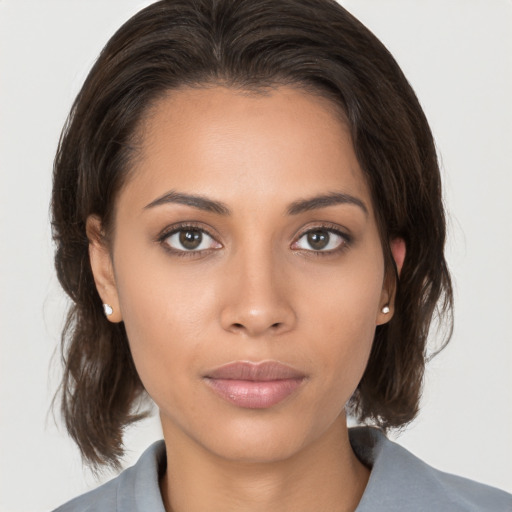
103 303 113 316
381 305 390 314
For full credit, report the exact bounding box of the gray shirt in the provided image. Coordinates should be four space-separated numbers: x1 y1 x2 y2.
53 427 512 511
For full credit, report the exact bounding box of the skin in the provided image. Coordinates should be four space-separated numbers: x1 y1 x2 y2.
88 85 405 512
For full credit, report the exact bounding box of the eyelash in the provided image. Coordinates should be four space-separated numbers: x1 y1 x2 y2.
293 223 352 256
157 222 219 258
157 222 352 258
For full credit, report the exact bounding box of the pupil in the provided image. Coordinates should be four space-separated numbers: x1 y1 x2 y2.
307 230 329 250
179 229 202 249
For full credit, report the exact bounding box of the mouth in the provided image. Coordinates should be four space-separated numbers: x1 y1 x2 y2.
203 361 306 409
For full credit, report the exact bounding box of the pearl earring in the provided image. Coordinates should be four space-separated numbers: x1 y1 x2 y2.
381 305 390 314
103 303 113 316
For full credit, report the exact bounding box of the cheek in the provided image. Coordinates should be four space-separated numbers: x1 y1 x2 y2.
315 295 378 378
305 306 377 418
303 252 384 389
112 245 219 395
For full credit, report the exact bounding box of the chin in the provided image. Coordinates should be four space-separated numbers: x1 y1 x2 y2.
193 411 339 465
206 431 306 464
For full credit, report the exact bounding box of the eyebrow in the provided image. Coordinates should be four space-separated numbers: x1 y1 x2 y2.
144 190 368 217
286 192 368 216
144 191 231 215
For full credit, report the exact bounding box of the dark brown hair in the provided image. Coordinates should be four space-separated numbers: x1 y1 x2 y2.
52 0 453 468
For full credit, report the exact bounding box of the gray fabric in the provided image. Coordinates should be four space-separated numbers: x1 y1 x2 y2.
53 427 512 511
350 427 512 511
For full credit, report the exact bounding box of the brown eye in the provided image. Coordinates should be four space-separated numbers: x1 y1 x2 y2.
292 227 347 252
179 229 203 250
163 227 221 253
307 230 330 250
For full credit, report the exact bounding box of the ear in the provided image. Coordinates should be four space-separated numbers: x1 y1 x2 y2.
376 237 406 325
86 215 122 323
389 237 406 276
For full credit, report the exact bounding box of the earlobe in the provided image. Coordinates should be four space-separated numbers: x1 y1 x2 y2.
376 299 392 326
86 215 122 323
376 237 406 325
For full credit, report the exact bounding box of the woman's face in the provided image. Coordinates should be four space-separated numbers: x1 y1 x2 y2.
90 85 393 462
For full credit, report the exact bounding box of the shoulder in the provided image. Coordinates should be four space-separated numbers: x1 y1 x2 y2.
52 440 167 512
52 477 118 512
349 427 512 512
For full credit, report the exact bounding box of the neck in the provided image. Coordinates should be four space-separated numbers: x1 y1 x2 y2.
160 416 370 512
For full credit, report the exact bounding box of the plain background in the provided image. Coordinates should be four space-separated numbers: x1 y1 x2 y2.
1 1 511 511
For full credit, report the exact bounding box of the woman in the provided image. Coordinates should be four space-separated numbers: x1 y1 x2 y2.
50 0 511 510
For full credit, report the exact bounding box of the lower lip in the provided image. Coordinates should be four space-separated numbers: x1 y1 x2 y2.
204 378 304 409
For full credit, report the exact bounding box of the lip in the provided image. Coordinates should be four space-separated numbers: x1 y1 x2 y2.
203 361 306 409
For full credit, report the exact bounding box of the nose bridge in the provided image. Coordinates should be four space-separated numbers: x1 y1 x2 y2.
220 237 295 336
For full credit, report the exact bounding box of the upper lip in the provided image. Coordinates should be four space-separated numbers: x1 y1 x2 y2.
204 361 305 381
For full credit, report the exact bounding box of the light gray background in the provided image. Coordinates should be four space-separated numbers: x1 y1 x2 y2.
1 1 511 511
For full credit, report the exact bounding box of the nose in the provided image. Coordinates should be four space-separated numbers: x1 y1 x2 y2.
219 248 297 338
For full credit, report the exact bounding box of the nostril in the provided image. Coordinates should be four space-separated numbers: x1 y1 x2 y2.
231 322 282 331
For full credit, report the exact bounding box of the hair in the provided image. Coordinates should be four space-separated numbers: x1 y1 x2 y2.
51 0 453 469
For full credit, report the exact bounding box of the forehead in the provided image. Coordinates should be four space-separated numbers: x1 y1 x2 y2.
121 85 373 214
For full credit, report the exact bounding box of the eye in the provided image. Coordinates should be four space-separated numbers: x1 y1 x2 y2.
163 227 221 253
292 227 348 252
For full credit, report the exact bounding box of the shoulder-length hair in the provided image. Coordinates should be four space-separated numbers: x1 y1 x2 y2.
52 0 453 468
